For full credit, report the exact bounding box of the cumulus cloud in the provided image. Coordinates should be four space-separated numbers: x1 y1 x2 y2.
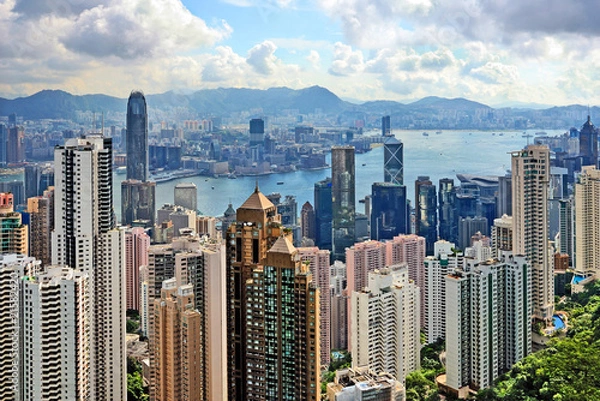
61 0 231 59
306 50 321 69
246 41 278 75
328 42 364 76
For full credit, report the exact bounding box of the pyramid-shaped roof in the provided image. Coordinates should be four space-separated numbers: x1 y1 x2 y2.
268 235 296 255
239 184 275 211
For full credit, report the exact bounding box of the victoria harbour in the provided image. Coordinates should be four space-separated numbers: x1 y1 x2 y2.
111 130 551 218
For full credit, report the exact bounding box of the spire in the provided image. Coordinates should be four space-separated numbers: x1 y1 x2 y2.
254 180 259 193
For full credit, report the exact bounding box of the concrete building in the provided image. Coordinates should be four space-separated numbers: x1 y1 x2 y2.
346 240 387 293
327 367 405 401
511 145 553 321
245 236 321 401
125 227 150 311
298 246 331 366
27 188 54 265
330 260 348 351
121 179 156 227
386 234 426 327
196 215 218 238
0 193 28 255
574 166 600 277
301 201 316 243
0 254 40 400
21 266 91 401
332 146 356 262
558 198 574 266
492 215 513 258
423 240 462 344
444 253 531 393
147 236 228 401
351 265 420 384
52 135 126 400
156 204 196 236
151 280 202 401
174 182 198 212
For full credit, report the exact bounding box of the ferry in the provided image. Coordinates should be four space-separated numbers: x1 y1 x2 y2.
422 132 429 137
277 181 284 185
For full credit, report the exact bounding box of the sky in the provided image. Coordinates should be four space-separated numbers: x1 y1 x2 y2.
2 0 600 106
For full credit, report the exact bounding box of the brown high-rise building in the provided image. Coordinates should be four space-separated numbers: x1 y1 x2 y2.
7 126 24 163
27 188 54 265
151 279 202 401
300 201 316 242
227 186 320 401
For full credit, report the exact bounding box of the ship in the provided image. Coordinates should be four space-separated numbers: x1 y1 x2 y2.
277 181 284 185
422 132 429 137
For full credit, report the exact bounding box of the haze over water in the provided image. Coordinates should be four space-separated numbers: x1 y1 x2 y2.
112 129 560 219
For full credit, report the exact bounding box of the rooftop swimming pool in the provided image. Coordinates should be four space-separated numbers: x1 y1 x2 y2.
553 315 566 330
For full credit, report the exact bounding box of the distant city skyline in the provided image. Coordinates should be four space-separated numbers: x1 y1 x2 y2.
2 1 600 106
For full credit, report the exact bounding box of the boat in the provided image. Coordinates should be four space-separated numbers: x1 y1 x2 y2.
362 163 366 166
211 186 215 189
436 131 442 134
422 132 429 137
277 181 284 185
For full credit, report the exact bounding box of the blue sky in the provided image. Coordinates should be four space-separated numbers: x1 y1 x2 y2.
2 0 600 106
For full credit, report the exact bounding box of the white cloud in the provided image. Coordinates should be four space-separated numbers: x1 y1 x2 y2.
306 50 321 69
328 42 364 76
246 41 278 75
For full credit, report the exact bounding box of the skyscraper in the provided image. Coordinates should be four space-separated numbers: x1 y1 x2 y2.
444 252 531 392
146 236 228 401
579 115 598 168
383 135 403 185
245 236 321 401
415 176 437 255
174 182 198 212
125 227 150 311
126 90 149 182
438 178 457 243
152 279 202 401
226 186 285 401
7 126 24 163
27 188 54 265
314 177 332 250
121 179 156 227
25 164 42 199
574 165 600 277
351 265 420 384
298 246 331 367
331 146 355 262
381 115 391 136
511 145 553 321
0 192 28 254
249 118 265 147
300 201 316 243
21 266 92 401
497 173 512 217
52 134 126 400
0 124 7 166
492 214 513 258
370 182 409 240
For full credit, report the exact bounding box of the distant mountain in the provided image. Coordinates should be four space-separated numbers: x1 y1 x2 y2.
1 87 597 130
0 89 126 120
0 86 348 120
407 96 491 110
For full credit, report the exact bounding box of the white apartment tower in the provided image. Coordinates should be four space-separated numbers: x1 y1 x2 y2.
423 240 462 344
0 254 39 400
351 265 421 384
52 135 127 400
445 252 531 392
298 247 332 367
492 214 513 258
21 266 91 401
575 166 600 277
511 145 553 321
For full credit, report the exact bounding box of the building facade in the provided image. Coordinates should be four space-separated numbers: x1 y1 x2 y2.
511 145 553 321
331 146 355 262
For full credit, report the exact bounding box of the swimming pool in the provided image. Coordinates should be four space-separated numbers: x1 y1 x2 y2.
553 315 565 330
572 275 587 285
